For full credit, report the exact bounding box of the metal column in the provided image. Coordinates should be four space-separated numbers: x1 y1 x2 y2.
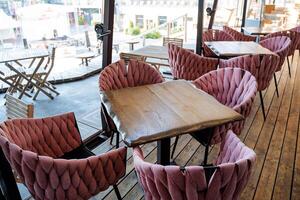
102 0 115 67
241 0 248 32
208 0 219 29
196 0 205 55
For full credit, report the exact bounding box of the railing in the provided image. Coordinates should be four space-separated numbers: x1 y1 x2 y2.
118 14 188 47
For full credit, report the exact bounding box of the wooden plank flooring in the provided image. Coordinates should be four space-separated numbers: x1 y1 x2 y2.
88 53 300 200
23 52 299 200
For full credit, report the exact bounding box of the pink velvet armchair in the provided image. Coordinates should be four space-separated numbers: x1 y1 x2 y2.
220 54 279 119
0 112 127 200
171 67 257 158
202 29 234 57
290 26 300 52
99 59 164 147
134 130 256 200
168 43 219 80
259 36 291 97
261 30 300 77
223 26 257 41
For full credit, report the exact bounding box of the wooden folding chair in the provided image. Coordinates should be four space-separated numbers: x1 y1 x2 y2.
0 69 32 98
5 94 34 119
119 52 146 65
29 47 59 100
162 37 183 48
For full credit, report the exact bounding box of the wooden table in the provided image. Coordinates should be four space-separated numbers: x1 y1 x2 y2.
126 41 140 51
204 41 276 58
130 45 169 67
0 48 50 99
242 26 289 36
76 51 96 66
101 80 243 165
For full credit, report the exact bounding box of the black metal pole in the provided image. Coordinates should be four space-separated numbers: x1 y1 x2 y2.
241 0 248 32
208 0 219 29
196 0 204 55
0 148 21 200
157 138 171 166
102 0 115 68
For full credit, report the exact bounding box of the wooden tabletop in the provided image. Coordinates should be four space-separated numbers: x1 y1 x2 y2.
76 51 96 59
0 48 49 63
100 80 243 147
130 45 169 60
204 41 276 57
126 41 140 44
242 26 290 36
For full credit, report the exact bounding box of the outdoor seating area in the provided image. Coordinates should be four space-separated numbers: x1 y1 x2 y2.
1 0 300 200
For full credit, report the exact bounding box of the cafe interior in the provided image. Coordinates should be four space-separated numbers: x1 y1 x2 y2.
0 0 300 199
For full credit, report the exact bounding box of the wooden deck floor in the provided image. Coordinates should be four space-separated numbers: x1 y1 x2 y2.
87 51 300 200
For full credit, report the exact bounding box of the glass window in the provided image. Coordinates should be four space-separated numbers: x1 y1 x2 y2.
158 16 167 25
136 15 144 28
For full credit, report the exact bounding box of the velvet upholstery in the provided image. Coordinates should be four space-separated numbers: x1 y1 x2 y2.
219 54 279 91
168 44 219 80
193 68 257 144
261 30 300 56
223 26 256 42
0 113 127 200
133 130 256 200
99 59 164 91
259 36 291 71
202 29 234 57
290 26 300 50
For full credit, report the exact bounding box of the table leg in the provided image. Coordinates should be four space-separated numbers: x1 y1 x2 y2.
18 57 44 99
85 58 88 66
28 58 36 68
157 137 171 165
191 128 214 166
129 44 134 51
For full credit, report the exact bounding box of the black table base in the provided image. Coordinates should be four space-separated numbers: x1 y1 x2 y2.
156 128 214 166
157 137 171 165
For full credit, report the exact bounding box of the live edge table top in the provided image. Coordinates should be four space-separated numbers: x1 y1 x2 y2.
204 41 276 57
100 80 243 147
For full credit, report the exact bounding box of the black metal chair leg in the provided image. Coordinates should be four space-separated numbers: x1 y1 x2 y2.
274 74 279 97
113 185 122 200
171 136 179 159
259 91 266 120
0 149 21 200
116 131 120 148
287 57 291 77
110 132 114 145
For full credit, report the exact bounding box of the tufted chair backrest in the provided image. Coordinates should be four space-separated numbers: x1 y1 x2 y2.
261 30 300 56
202 29 234 57
193 68 257 112
99 59 164 92
203 29 235 42
168 44 219 80
219 54 279 91
223 26 256 42
0 112 81 158
0 112 127 200
290 26 300 50
259 36 291 72
193 68 257 143
133 130 256 200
